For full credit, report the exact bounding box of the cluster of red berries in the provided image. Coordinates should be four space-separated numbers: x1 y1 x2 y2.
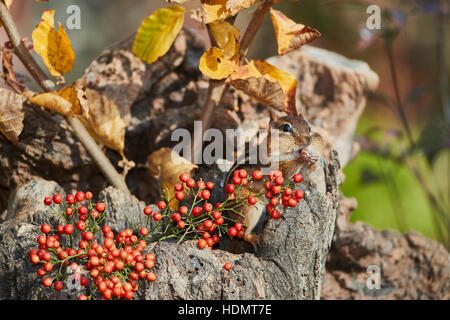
30 191 157 300
30 170 305 299
224 169 304 220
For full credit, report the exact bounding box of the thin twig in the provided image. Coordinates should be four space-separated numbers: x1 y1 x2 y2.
0 2 130 195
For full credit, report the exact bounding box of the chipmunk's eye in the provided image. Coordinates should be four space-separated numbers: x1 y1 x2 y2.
308 126 311 134
281 123 292 133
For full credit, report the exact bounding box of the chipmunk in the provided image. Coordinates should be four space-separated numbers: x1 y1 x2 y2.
224 112 317 252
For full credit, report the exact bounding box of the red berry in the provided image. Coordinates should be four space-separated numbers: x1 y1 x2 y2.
252 170 263 180
78 206 88 215
95 202 106 212
265 191 273 199
206 238 214 247
206 182 214 190
274 176 284 186
85 191 93 200
66 194 75 204
202 232 210 240
41 224 51 234
143 206 152 216
227 193 236 200
179 173 189 182
63 224 74 235
30 254 40 264
76 221 86 231
238 169 247 179
203 220 213 229
171 213 181 222
153 212 162 221
283 188 293 196
78 295 88 300
242 178 248 186
248 196 257 205
212 235 220 244
80 277 89 287
265 182 273 190
197 181 206 190
215 217 224 225
295 189 304 200
201 190 210 200
192 207 203 217
75 192 85 202
270 197 279 206
43 197 52 205
271 185 282 194
234 223 243 231
83 231 94 241
203 203 213 212
265 204 275 213
224 262 232 270
174 183 183 191
146 272 156 282
42 278 52 287
140 227 149 236
288 198 298 207
179 206 188 214
232 176 242 185
197 239 207 249
177 220 185 229
175 191 184 201
228 227 238 237
271 210 281 219
90 210 99 219
225 184 235 194
53 194 63 204
157 201 167 210
186 178 195 188
43 262 53 272
293 174 303 183
212 211 221 220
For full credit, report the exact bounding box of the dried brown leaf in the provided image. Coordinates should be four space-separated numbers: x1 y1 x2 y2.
0 87 24 144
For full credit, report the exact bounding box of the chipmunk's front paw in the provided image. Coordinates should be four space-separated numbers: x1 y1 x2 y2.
301 148 320 165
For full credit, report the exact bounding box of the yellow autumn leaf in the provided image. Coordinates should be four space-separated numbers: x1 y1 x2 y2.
228 60 298 114
133 5 185 64
202 0 258 24
32 9 75 77
199 47 239 80
26 79 88 117
80 89 125 155
209 20 240 58
270 8 321 55
28 92 76 116
147 147 198 210
56 79 89 117
0 87 24 145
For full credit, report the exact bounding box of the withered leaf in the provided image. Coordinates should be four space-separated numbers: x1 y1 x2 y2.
28 92 74 116
147 147 198 210
80 89 125 155
227 76 285 111
270 9 321 55
227 60 298 114
0 87 24 145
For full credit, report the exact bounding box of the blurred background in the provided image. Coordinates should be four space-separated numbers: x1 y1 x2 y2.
3 0 449 247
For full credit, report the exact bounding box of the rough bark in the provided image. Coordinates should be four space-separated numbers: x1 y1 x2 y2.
0 157 338 299
321 197 450 300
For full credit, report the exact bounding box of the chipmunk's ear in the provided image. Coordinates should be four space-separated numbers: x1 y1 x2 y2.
297 113 305 120
269 110 284 124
